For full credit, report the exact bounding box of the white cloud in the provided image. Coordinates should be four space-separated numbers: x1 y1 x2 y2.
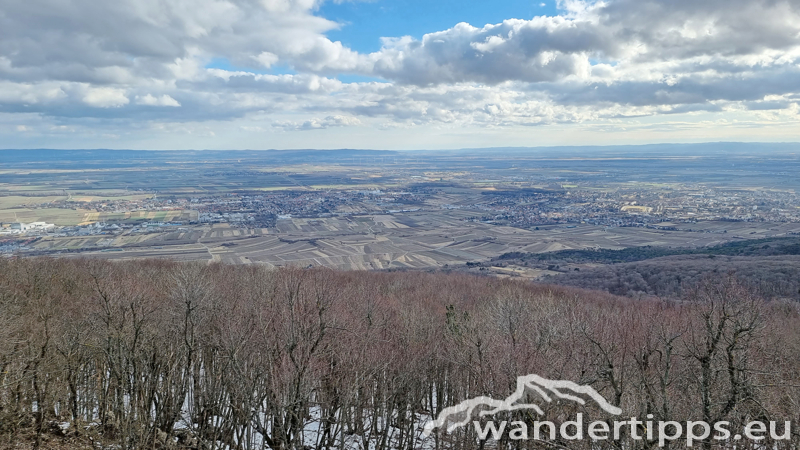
366 19 606 85
358 0 800 86
1 0 800 146
274 115 362 130
135 94 181 107
0 81 67 104
254 51 279 68
82 87 129 108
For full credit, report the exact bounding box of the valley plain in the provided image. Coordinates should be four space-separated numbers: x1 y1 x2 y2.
3 143 800 277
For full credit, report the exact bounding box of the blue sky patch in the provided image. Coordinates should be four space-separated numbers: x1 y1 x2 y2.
318 0 561 53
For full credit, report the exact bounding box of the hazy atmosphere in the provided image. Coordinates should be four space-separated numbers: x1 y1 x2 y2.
3 0 800 149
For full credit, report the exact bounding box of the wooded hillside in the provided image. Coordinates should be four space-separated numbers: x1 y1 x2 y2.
1 258 798 449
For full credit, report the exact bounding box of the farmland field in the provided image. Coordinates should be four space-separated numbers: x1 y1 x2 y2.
35 213 800 271
4 146 800 274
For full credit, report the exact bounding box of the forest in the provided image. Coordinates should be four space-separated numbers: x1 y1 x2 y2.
1 258 799 449
497 237 800 265
547 255 800 300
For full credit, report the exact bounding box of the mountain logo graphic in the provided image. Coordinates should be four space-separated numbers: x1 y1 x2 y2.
423 374 622 437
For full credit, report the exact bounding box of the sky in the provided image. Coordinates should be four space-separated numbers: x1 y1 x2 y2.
2 0 800 150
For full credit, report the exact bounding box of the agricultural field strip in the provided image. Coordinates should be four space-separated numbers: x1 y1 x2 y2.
36 212 800 269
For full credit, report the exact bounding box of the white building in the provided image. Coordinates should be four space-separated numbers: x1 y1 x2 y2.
9 222 55 232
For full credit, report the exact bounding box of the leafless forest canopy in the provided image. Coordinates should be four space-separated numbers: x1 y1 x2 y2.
1 258 799 449
546 255 800 300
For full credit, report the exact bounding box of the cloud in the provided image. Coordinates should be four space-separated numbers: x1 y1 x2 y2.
367 19 609 85
0 81 68 105
254 51 280 68
360 0 800 86
1 0 800 146
0 0 363 89
274 115 362 130
135 94 181 107
82 87 129 108
205 70 343 93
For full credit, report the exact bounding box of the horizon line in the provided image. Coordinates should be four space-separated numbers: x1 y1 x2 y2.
2 141 800 153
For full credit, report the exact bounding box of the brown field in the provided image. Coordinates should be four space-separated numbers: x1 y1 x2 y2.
0 208 89 226
43 210 800 270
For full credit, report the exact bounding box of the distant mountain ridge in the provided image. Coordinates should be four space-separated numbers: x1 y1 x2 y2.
3 141 800 159
0 149 401 166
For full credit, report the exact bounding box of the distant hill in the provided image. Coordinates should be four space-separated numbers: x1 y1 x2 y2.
496 236 800 265
0 148 400 167
452 142 800 156
544 254 800 300
517 237 800 299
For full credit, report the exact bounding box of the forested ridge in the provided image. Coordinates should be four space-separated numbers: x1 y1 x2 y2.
547 255 800 299
490 237 800 300
497 237 800 265
1 258 799 449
